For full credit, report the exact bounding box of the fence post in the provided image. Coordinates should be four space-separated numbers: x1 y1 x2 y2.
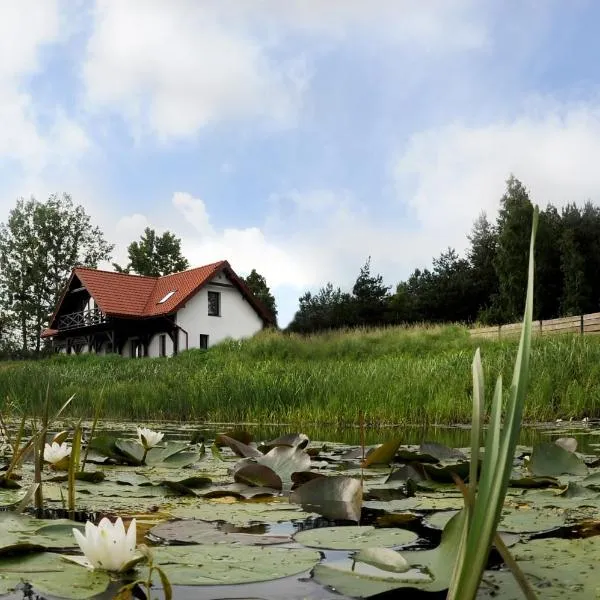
581 314 584 335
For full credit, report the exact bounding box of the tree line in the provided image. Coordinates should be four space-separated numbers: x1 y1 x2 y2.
287 176 600 333
2 176 599 353
0 195 277 356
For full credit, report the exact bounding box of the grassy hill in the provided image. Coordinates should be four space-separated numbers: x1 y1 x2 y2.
1 325 599 424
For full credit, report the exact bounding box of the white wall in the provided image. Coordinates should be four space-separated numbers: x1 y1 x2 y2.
176 272 264 350
148 332 174 358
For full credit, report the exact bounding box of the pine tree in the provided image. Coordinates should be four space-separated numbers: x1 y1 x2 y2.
243 269 278 326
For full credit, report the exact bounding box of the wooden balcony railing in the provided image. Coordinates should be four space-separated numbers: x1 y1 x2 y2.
57 307 107 331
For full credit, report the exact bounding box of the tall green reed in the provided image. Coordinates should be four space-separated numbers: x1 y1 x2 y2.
448 205 539 599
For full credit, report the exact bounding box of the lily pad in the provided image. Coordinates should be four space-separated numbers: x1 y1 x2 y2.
482 537 600 599
260 433 309 451
152 544 320 585
290 475 363 522
313 511 465 596
214 434 262 458
114 440 145 465
234 463 283 490
168 499 316 525
293 525 418 550
0 552 110 599
148 519 290 546
420 442 467 462
555 437 578 453
254 446 311 488
361 439 402 467
529 442 588 477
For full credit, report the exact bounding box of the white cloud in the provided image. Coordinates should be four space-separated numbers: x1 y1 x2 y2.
82 0 305 140
394 102 600 260
238 0 487 50
82 0 487 141
0 2 92 218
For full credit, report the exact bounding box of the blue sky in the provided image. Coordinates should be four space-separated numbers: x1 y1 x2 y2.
2 1 600 325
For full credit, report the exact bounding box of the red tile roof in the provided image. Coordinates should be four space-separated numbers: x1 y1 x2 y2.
45 260 274 333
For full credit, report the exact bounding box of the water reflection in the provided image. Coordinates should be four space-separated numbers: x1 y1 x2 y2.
95 421 600 453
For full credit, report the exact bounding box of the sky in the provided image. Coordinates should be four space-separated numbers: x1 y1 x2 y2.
2 1 600 326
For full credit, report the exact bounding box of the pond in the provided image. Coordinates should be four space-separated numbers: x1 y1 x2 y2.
1 420 600 600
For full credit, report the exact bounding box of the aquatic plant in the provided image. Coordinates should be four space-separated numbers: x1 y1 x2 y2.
448 205 539 599
43 441 71 467
137 426 164 449
72 517 138 572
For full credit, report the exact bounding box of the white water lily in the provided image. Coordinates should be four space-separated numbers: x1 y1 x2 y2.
43 441 71 465
137 426 164 449
73 517 137 572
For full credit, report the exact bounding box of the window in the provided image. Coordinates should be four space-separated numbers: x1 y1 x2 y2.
208 291 220 316
159 334 167 357
199 334 209 350
158 290 176 304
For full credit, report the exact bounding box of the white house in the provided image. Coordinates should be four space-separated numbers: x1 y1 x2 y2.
41 260 274 357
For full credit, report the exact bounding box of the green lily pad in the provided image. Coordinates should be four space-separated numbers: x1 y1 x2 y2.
529 442 588 477
114 439 145 465
149 519 290 545
260 433 309 452
0 513 84 555
420 442 466 461
386 464 428 483
0 552 110 599
168 499 316 525
159 476 212 496
254 446 311 488
481 537 600 599
234 463 282 490
293 525 418 550
509 475 561 488
152 544 320 585
313 511 465 596
422 461 470 483
497 506 565 533
362 439 402 467
214 434 262 458
290 475 362 522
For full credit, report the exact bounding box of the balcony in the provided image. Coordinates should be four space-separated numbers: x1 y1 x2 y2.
57 307 107 331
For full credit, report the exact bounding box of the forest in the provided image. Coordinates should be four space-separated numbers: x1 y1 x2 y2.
288 176 600 333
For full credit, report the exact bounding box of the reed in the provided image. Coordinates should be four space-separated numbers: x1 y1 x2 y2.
1 323 599 425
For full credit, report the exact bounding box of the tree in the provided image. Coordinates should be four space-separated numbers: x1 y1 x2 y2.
114 227 189 276
467 212 498 322
287 283 353 333
351 257 391 326
0 194 113 351
534 204 563 320
243 269 278 325
560 202 600 315
492 176 534 322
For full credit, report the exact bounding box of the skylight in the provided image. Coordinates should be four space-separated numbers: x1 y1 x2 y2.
158 290 176 304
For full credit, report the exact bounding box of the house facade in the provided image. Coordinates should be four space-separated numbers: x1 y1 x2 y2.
41 261 274 357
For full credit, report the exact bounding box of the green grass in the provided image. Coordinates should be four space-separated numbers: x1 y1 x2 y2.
1 325 600 425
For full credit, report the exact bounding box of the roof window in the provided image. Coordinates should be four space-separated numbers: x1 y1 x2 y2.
158 290 176 304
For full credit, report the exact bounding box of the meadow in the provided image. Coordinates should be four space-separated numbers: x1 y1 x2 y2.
1 325 599 425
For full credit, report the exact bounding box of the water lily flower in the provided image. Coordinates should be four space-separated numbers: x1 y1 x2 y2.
73 517 137 572
137 426 164 449
43 441 71 465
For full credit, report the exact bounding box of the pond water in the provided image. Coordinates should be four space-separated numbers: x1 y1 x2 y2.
1 420 600 600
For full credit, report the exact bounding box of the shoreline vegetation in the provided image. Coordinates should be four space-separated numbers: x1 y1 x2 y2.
1 325 599 425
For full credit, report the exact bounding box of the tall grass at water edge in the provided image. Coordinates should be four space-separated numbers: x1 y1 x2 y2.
1 324 599 424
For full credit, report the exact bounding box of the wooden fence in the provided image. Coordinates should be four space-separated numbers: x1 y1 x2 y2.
469 312 600 339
